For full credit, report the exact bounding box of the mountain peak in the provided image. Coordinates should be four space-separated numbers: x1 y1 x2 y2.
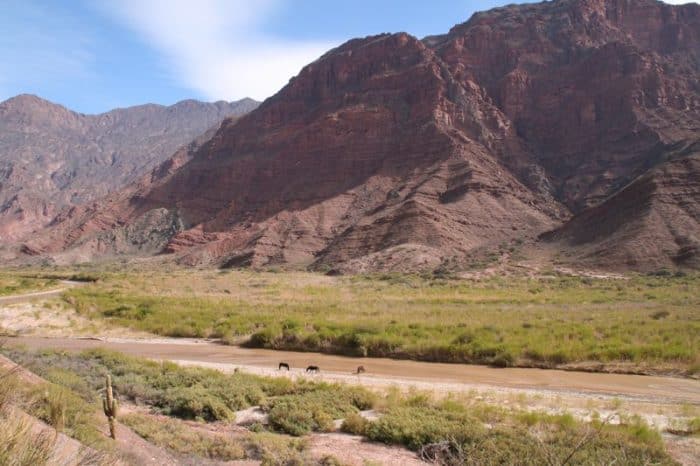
0 93 73 114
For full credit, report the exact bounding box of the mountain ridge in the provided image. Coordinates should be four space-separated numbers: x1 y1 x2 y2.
0 94 258 243
15 0 700 272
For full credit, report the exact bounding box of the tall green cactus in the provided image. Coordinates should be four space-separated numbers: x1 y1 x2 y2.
102 374 118 439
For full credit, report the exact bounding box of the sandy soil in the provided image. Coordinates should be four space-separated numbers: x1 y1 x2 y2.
308 433 429 466
0 298 155 339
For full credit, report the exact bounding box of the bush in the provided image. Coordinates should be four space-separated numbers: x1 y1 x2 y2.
313 410 335 433
268 401 316 436
490 351 515 368
267 384 376 436
160 387 235 422
246 432 310 466
341 412 368 435
365 406 484 450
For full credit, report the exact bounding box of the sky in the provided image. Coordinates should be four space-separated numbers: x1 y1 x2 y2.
0 0 696 114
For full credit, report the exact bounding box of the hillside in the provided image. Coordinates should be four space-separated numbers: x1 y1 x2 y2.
544 147 700 270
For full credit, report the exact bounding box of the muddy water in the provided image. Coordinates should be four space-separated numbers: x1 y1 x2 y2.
6 336 699 404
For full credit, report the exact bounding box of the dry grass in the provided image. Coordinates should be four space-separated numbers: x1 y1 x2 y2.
0 368 55 466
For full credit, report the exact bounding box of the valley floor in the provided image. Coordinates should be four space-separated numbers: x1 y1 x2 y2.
0 268 698 464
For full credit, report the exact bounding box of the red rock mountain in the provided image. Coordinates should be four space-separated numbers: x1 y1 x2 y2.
0 95 258 243
24 0 700 272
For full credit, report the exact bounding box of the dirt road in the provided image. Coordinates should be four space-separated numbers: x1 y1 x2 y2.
0 288 67 305
5 336 699 405
0 280 82 306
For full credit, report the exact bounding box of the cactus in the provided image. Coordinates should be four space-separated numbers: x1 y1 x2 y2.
102 374 118 439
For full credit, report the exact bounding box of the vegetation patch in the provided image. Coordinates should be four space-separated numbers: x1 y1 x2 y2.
121 413 246 460
2 347 680 465
2 347 376 435
121 412 337 464
352 391 675 466
266 385 376 435
0 361 115 465
61 270 700 374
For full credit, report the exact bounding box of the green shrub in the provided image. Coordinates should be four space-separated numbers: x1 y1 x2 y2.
267 384 375 436
246 432 311 466
365 406 484 450
341 412 368 435
160 387 235 422
268 401 316 436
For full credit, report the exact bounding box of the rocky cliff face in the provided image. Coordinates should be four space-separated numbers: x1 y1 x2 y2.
0 95 258 242
434 0 700 211
25 0 700 272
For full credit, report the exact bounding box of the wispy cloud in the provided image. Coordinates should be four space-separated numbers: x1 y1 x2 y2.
103 0 335 102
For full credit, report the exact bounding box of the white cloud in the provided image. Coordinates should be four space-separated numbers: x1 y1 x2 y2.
104 0 335 102
662 1 699 4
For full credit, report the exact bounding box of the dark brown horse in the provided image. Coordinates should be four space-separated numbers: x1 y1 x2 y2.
355 365 366 374
306 365 320 373
278 362 290 371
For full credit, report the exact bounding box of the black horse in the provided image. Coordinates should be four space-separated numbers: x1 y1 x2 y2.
278 362 290 371
306 365 320 373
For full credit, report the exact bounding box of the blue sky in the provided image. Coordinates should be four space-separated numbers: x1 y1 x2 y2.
0 0 694 113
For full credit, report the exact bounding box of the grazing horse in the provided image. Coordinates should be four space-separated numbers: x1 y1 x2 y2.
306 365 320 373
278 362 290 371
355 365 366 374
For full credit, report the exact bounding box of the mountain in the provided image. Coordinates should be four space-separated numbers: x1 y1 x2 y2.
544 144 700 270
0 95 258 242
24 0 700 272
